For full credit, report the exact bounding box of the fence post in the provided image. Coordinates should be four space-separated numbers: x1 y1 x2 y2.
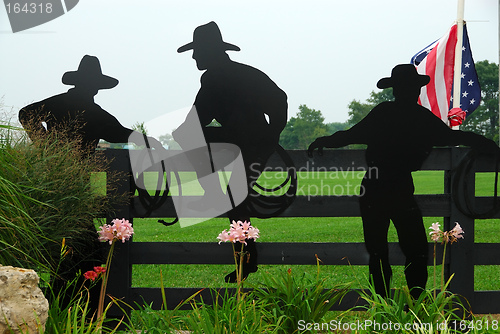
447 147 475 308
104 149 133 321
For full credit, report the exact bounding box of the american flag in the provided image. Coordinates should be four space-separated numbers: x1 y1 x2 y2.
411 23 481 125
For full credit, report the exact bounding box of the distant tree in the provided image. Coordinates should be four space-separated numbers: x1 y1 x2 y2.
280 104 328 150
343 88 394 149
347 100 372 127
369 87 394 105
279 117 299 149
347 88 393 126
159 132 181 150
326 122 349 133
460 60 499 144
132 121 148 135
129 121 151 149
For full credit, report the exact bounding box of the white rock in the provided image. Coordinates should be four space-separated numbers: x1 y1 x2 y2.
0 266 49 334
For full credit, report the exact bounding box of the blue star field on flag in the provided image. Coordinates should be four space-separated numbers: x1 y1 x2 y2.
450 23 481 116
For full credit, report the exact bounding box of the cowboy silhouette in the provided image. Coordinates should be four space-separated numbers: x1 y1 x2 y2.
18 54 164 312
19 55 163 153
175 21 288 282
308 64 499 299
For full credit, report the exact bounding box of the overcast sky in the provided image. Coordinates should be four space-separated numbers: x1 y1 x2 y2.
0 0 497 138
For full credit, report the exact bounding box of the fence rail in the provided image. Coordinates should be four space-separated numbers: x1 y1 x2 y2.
103 147 500 317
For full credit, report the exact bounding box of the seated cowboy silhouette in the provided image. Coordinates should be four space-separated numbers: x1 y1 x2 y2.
19 54 163 311
175 21 288 282
308 64 499 299
19 55 163 153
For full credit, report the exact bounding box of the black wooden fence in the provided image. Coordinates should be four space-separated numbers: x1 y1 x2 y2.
103 147 500 318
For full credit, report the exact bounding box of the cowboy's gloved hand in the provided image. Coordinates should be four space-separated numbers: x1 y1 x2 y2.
307 137 329 158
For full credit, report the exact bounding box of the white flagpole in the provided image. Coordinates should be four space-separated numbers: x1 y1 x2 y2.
452 0 465 129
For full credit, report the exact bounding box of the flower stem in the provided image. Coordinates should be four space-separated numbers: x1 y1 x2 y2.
231 243 238 272
237 242 245 301
441 242 447 293
98 240 115 320
433 242 437 299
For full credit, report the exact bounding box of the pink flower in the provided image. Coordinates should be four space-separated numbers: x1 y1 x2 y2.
229 221 240 231
217 220 260 244
84 270 98 281
450 222 464 240
98 218 134 244
429 222 441 233
247 226 260 240
98 224 115 245
112 218 134 243
240 221 252 231
217 230 230 244
429 221 465 244
429 222 442 242
232 225 247 243
227 232 238 243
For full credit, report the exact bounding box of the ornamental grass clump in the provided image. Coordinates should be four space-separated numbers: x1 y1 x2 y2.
181 289 279 334
251 256 350 334
0 124 124 276
358 281 470 334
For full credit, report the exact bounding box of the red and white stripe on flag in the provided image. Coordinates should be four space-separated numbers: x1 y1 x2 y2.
414 24 457 125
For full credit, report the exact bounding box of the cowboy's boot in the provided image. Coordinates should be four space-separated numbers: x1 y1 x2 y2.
224 238 258 283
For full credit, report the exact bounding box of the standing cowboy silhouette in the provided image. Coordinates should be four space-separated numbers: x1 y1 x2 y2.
175 22 288 282
308 64 499 299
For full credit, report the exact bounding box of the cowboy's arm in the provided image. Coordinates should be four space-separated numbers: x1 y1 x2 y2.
436 128 499 155
99 113 164 150
308 130 355 149
19 102 48 139
308 105 377 157
425 111 500 155
123 130 165 150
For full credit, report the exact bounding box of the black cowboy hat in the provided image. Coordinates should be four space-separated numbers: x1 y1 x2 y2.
177 21 240 53
377 64 430 89
62 55 119 89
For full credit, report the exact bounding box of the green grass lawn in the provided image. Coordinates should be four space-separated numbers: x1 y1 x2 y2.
129 170 500 291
